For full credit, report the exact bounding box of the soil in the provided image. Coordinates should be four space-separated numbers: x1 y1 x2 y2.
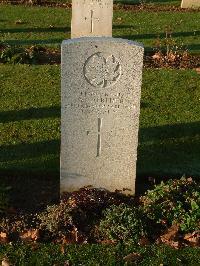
0 182 199 248
33 48 200 69
1 47 200 69
1 0 200 12
1 171 156 212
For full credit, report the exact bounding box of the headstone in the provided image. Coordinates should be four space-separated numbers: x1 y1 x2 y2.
61 37 144 194
181 0 200 8
71 0 113 38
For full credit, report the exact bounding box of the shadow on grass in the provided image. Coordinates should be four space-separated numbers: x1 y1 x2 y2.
186 44 200 52
0 106 61 211
0 120 199 209
4 38 64 46
115 0 179 3
113 24 136 29
0 26 70 34
0 139 60 211
0 140 59 162
136 121 200 193
139 121 200 141
0 106 60 123
116 31 200 52
3 31 199 49
0 172 59 212
116 30 200 40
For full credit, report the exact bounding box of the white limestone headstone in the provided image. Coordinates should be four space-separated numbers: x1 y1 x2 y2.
71 0 113 38
181 0 200 8
61 37 144 194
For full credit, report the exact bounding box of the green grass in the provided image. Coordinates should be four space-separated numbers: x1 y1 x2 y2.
30 0 181 5
0 243 199 265
0 65 200 178
115 0 181 5
138 69 200 177
48 0 181 5
0 65 60 174
0 5 199 53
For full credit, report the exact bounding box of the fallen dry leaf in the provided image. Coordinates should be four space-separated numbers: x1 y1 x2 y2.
167 52 176 62
2 258 11 266
61 235 75 244
0 232 9 244
20 229 40 242
160 224 180 249
123 252 142 263
30 242 40 251
15 20 24 25
61 244 65 254
99 239 116 244
139 236 150 246
195 68 200 74
160 224 179 242
63 261 70 266
169 240 179 249
152 52 163 61
184 231 200 246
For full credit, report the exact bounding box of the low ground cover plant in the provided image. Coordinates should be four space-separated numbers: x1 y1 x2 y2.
140 177 200 233
0 177 199 248
0 42 55 65
97 203 146 244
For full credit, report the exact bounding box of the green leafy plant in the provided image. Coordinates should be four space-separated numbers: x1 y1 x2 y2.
97 203 146 244
1 46 28 64
38 188 133 238
37 201 75 236
0 45 43 64
140 177 200 232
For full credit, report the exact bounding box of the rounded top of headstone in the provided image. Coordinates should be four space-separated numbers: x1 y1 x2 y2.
62 37 144 49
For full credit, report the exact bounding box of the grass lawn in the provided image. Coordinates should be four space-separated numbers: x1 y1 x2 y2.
37 0 182 6
0 5 199 53
0 243 199 265
0 1 199 262
0 65 199 179
115 0 181 4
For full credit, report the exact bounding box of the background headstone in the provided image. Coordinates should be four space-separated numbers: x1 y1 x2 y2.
61 37 144 194
181 0 200 8
71 0 113 38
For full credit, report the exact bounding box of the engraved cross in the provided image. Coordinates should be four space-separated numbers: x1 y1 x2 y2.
86 118 103 157
89 10 100 33
97 118 102 157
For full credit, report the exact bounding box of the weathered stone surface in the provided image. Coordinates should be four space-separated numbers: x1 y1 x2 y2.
181 0 200 8
61 37 144 194
71 0 113 38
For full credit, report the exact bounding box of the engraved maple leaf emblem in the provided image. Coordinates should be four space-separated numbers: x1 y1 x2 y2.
84 52 121 88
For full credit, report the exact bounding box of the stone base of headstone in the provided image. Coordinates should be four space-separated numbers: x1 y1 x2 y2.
61 37 144 195
181 0 200 8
